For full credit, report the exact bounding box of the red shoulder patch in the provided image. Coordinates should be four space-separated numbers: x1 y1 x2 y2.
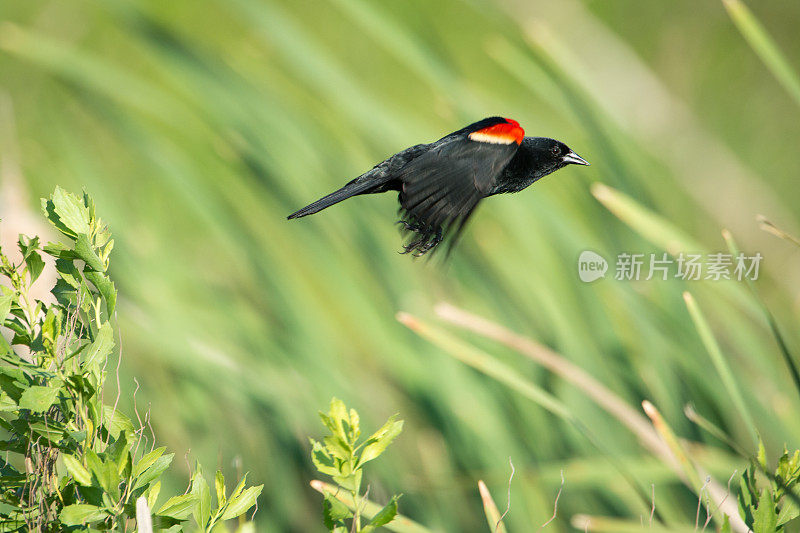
469 118 524 145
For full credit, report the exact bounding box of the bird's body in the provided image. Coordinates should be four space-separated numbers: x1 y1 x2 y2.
288 117 588 256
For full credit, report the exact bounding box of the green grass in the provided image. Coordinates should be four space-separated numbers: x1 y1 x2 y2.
1 0 800 531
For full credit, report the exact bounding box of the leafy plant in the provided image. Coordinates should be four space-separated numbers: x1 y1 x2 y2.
0 187 262 531
735 442 800 533
310 398 403 532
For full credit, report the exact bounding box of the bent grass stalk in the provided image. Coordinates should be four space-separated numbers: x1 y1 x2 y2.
309 480 432 533
395 311 661 518
429 303 749 533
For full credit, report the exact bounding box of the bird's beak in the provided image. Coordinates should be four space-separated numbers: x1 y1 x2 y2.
562 151 590 166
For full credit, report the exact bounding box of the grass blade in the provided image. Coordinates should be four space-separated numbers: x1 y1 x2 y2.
477 481 508 533
434 303 665 455
642 401 721 528
591 183 703 255
682 291 758 441
722 0 800 107
433 303 748 532
397 311 661 516
572 514 698 533
309 480 434 533
396 312 573 422
722 230 800 401
683 404 748 457
757 215 800 248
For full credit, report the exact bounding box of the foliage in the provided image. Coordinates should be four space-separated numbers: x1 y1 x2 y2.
310 398 403 532
735 442 800 533
0 188 262 531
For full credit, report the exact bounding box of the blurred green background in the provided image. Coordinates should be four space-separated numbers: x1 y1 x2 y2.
1 0 800 531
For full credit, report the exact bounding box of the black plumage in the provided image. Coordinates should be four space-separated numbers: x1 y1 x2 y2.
287 117 589 256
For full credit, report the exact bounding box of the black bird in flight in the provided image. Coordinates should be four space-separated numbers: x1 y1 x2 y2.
288 117 589 256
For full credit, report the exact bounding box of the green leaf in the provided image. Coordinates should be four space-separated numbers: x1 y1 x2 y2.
103 404 135 439
41 307 61 349
106 432 132 476
358 417 403 467
158 493 198 519
55 258 82 288
0 340 12 359
0 287 14 322
215 469 226 507
133 448 173 489
192 464 212 529
85 270 117 316
60 503 110 525
229 472 248 502
84 321 114 368
777 496 799 527
63 454 92 486
18 384 60 413
322 397 351 440
0 390 17 411
17 234 40 259
220 485 263 520
324 434 352 462
148 480 161 510
18 234 45 283
133 447 166 478
333 469 361 493
319 412 336 435
43 241 80 261
29 419 66 441
51 186 91 236
24 251 45 284
134 452 174 490
367 495 400 528
758 439 768 470
86 448 120 495
51 278 78 307
75 233 105 272
84 191 96 220
323 491 352 529
347 408 361 442
310 439 339 477
151 515 182 530
753 489 778 533
42 199 75 238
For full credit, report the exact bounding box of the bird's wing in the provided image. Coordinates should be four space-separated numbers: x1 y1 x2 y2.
396 136 519 255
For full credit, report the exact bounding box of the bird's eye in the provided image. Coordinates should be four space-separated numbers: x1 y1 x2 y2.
551 146 560 156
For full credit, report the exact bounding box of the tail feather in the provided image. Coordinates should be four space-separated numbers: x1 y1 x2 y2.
287 179 377 219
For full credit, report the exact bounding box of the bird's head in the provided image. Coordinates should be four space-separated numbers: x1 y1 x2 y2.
522 137 590 178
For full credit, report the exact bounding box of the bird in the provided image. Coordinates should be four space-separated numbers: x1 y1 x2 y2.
287 117 589 256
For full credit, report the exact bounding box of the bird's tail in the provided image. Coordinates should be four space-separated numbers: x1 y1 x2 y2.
286 179 378 219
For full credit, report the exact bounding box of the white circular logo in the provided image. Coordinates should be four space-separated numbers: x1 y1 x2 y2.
578 251 608 282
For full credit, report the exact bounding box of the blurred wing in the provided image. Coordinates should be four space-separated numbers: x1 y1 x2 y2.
397 138 518 254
